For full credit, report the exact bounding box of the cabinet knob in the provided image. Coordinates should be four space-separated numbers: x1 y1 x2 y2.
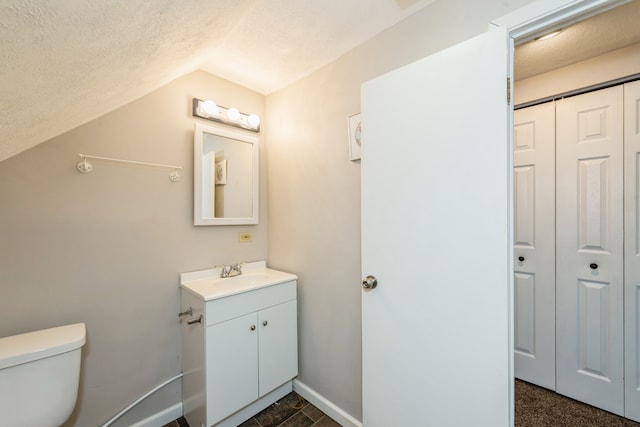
250 325 256 331
263 320 268 327
518 256 525 262
590 263 598 270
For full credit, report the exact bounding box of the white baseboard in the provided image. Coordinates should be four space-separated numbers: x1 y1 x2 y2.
292 380 362 427
129 402 183 427
129 381 361 427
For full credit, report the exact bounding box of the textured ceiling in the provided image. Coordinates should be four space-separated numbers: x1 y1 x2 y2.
515 0 640 80
0 0 435 162
2 1 639 163
199 0 437 94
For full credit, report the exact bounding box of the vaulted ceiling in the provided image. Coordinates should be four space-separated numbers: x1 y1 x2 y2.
0 0 434 162
1 0 639 163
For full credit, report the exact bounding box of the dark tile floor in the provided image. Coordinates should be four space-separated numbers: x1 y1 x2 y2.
163 392 340 427
166 381 640 426
163 416 190 427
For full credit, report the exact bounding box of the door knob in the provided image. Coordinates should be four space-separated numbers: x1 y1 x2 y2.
362 275 378 291
518 256 525 262
590 263 598 270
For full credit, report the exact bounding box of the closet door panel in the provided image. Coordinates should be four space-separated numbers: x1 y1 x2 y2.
513 102 556 390
556 86 624 415
578 157 611 250
625 80 640 423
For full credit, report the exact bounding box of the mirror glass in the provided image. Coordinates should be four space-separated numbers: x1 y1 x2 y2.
194 123 258 225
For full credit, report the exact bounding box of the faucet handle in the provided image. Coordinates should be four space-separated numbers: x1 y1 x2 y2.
215 264 232 278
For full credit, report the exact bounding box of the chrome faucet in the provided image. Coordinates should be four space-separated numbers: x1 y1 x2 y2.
217 263 244 278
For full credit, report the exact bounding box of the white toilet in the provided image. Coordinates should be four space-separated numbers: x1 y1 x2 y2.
0 323 86 427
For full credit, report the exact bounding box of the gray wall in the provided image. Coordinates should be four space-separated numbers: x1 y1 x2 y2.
265 0 534 420
0 1 546 425
0 70 266 427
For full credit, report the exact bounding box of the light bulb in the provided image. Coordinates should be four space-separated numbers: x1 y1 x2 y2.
227 107 240 121
248 114 261 128
202 100 217 116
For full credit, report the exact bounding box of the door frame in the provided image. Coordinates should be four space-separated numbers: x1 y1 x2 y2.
491 0 630 424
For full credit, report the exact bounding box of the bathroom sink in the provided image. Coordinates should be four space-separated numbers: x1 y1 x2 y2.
202 272 282 290
180 261 297 301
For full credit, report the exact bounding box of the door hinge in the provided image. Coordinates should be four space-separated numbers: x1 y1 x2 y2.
507 77 511 105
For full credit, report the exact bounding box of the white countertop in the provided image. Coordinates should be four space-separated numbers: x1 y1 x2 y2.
180 261 297 301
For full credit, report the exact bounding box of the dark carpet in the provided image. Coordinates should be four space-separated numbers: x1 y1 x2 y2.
516 380 640 426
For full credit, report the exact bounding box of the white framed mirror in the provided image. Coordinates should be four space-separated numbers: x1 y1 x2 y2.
194 123 258 225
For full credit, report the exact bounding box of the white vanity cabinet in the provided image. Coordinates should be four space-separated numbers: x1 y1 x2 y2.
204 294 297 423
180 262 298 427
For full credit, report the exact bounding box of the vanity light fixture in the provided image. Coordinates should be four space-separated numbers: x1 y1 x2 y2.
192 98 260 132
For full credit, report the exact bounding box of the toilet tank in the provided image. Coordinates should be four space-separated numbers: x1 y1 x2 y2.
0 323 86 427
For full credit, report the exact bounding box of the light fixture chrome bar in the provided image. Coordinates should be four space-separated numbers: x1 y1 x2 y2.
76 154 182 182
192 98 260 132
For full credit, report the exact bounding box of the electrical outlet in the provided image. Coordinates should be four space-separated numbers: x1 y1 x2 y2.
239 232 253 242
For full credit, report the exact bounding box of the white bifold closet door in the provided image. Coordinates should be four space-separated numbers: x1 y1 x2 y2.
556 85 624 415
514 81 640 421
513 102 556 390
625 80 640 422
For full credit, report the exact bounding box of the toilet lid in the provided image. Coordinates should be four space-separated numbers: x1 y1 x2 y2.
0 323 85 369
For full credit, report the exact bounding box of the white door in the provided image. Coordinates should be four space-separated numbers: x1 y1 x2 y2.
513 102 556 390
555 86 624 415
625 80 640 423
361 26 511 426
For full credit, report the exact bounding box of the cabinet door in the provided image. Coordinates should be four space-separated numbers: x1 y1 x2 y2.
258 300 298 396
206 312 259 426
